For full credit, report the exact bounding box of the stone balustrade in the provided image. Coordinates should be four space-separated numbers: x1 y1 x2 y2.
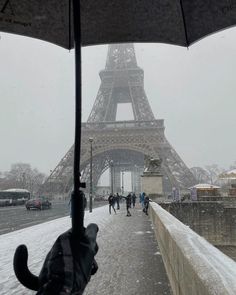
149 202 236 295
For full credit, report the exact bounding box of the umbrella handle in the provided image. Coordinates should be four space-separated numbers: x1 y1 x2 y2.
13 244 39 291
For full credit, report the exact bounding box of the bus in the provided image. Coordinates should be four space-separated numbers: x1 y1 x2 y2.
0 189 30 207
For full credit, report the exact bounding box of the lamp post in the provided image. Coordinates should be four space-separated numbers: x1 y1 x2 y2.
121 170 124 195
134 165 138 193
50 170 53 200
110 160 114 195
89 137 93 213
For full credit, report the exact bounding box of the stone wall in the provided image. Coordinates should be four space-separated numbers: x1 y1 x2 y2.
159 202 236 246
141 174 163 196
149 202 236 295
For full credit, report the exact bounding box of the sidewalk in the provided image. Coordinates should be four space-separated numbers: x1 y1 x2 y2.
84 203 172 295
0 203 171 294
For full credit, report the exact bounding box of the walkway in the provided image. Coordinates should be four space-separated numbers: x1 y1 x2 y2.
0 203 171 294
84 203 171 295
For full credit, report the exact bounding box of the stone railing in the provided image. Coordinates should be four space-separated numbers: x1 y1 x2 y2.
149 202 236 295
159 202 236 246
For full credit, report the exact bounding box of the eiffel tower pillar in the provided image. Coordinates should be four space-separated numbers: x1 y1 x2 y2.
132 166 142 193
114 167 121 194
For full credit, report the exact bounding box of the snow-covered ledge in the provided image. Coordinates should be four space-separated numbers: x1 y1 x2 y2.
149 202 236 295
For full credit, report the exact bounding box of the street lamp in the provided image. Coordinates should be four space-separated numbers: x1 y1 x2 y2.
110 160 114 195
133 165 139 193
89 137 93 213
121 170 124 195
50 170 53 200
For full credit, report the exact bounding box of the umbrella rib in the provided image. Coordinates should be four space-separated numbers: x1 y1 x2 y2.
179 0 189 47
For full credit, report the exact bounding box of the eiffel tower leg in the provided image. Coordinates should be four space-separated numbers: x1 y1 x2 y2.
132 166 142 193
114 168 121 194
153 140 196 192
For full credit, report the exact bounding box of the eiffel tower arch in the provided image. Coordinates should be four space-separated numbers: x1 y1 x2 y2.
41 44 196 197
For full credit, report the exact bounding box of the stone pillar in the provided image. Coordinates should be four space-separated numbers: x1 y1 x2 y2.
141 157 163 200
114 167 121 193
132 167 142 193
141 174 163 197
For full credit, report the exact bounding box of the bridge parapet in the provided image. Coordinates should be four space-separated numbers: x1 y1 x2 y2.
149 202 236 295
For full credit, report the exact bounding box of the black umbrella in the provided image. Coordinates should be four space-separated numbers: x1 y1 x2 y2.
1 0 236 231
1 1 236 47
0 0 236 290
1 0 236 214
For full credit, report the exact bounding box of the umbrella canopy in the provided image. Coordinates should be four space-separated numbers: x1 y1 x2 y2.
0 0 236 48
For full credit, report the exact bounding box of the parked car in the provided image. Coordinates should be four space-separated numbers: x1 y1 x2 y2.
25 198 52 210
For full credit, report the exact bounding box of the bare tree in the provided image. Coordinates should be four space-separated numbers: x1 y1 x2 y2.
205 164 225 185
190 167 211 184
229 160 236 170
2 163 47 194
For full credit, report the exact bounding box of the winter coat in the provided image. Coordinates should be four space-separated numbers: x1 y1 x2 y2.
108 195 114 205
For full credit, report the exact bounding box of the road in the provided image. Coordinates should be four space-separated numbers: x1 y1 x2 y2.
0 200 107 235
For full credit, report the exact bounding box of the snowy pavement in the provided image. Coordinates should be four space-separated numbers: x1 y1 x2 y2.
0 204 171 295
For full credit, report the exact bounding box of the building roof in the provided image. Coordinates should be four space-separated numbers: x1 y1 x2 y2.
189 183 220 190
4 188 30 193
219 169 236 180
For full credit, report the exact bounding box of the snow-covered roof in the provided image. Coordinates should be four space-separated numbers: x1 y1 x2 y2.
4 188 30 193
219 169 236 179
188 183 220 189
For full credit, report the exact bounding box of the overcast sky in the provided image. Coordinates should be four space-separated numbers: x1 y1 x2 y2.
0 28 236 175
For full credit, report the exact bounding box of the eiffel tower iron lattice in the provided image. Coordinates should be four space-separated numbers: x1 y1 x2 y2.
41 44 196 197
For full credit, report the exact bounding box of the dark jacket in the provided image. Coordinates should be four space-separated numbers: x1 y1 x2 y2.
144 196 150 206
108 195 114 205
123 194 132 207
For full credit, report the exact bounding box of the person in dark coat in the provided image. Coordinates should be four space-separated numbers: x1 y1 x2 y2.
132 193 137 208
123 193 132 216
143 195 150 215
115 192 120 210
108 194 116 214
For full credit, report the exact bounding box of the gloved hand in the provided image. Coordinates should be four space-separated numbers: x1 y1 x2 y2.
14 223 99 295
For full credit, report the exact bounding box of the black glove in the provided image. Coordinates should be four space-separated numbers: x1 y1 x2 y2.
14 223 99 295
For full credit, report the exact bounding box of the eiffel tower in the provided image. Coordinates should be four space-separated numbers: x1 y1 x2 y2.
42 44 196 196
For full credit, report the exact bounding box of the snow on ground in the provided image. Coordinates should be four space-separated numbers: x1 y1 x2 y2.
0 206 108 295
0 204 171 295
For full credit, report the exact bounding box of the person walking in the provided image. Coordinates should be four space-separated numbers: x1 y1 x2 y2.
108 193 116 215
139 192 145 208
123 193 132 216
115 192 120 210
132 193 137 208
143 195 150 215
